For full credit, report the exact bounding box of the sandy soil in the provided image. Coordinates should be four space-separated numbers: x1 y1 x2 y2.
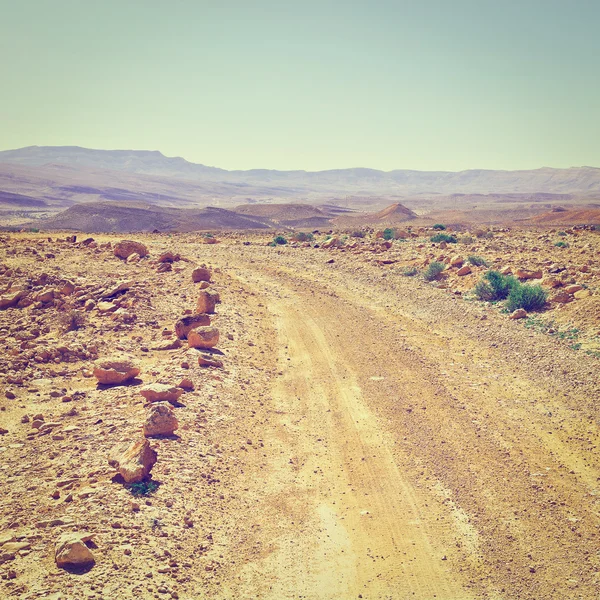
1 231 599 599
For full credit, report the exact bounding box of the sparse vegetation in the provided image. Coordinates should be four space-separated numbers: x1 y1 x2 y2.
58 309 86 332
401 266 418 277
433 224 446 230
291 232 314 242
557 231 567 237
468 255 489 267
350 230 366 238
554 241 569 248
270 235 288 246
474 270 518 301
423 262 445 281
383 228 395 240
459 236 474 244
125 480 160 497
505 283 548 312
430 233 457 244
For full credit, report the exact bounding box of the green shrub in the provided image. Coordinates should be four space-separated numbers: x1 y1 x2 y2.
423 262 445 281
29 228 40 233
291 232 314 242
272 235 288 245
554 241 569 248
383 228 395 241
401 266 418 277
468 255 489 267
430 233 457 244
506 284 548 312
474 270 518 301
557 231 567 237
125 480 159 497
433 224 446 230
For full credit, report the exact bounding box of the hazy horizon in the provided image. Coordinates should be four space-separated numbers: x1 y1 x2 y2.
2 144 599 174
2 1 599 172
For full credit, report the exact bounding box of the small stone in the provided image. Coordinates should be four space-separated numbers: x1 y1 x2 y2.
109 438 157 483
188 327 219 349
175 314 211 339
509 308 527 320
55 532 95 568
143 403 179 437
192 267 211 283
114 240 148 259
178 378 194 390
196 290 219 314
140 383 183 405
93 356 140 385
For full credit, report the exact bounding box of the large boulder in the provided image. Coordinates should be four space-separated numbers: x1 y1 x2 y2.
143 403 178 437
140 383 183 405
93 357 139 385
175 314 211 339
196 290 219 314
55 533 95 569
109 438 157 483
114 240 148 260
192 267 211 283
188 326 219 349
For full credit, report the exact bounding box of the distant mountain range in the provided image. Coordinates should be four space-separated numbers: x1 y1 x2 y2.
1 146 600 199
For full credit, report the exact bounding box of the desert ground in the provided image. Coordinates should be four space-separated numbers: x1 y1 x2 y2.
1 225 600 600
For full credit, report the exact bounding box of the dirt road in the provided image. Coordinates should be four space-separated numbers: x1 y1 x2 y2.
207 243 600 600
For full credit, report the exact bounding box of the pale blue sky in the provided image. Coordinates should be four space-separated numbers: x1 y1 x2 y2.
1 0 599 171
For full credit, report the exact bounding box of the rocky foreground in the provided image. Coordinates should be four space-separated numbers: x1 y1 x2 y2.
0 226 599 599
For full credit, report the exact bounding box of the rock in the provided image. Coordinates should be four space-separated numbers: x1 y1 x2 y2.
541 276 561 288
564 284 583 294
178 378 194 390
97 301 118 314
196 290 218 314
59 280 76 296
550 291 573 304
140 383 183 404
114 240 148 259
150 338 183 351
0 290 24 310
55 532 95 568
515 269 542 280
188 327 219 349
197 353 224 368
450 256 464 267
157 263 172 273
192 267 211 283
109 438 157 483
175 314 211 339
84 299 96 311
439 241 447 249
143 403 178 437
36 289 55 303
499 266 512 275
574 289 591 299
509 308 527 320
93 357 140 385
126 253 141 263
101 281 131 298
158 252 180 263
456 265 471 276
